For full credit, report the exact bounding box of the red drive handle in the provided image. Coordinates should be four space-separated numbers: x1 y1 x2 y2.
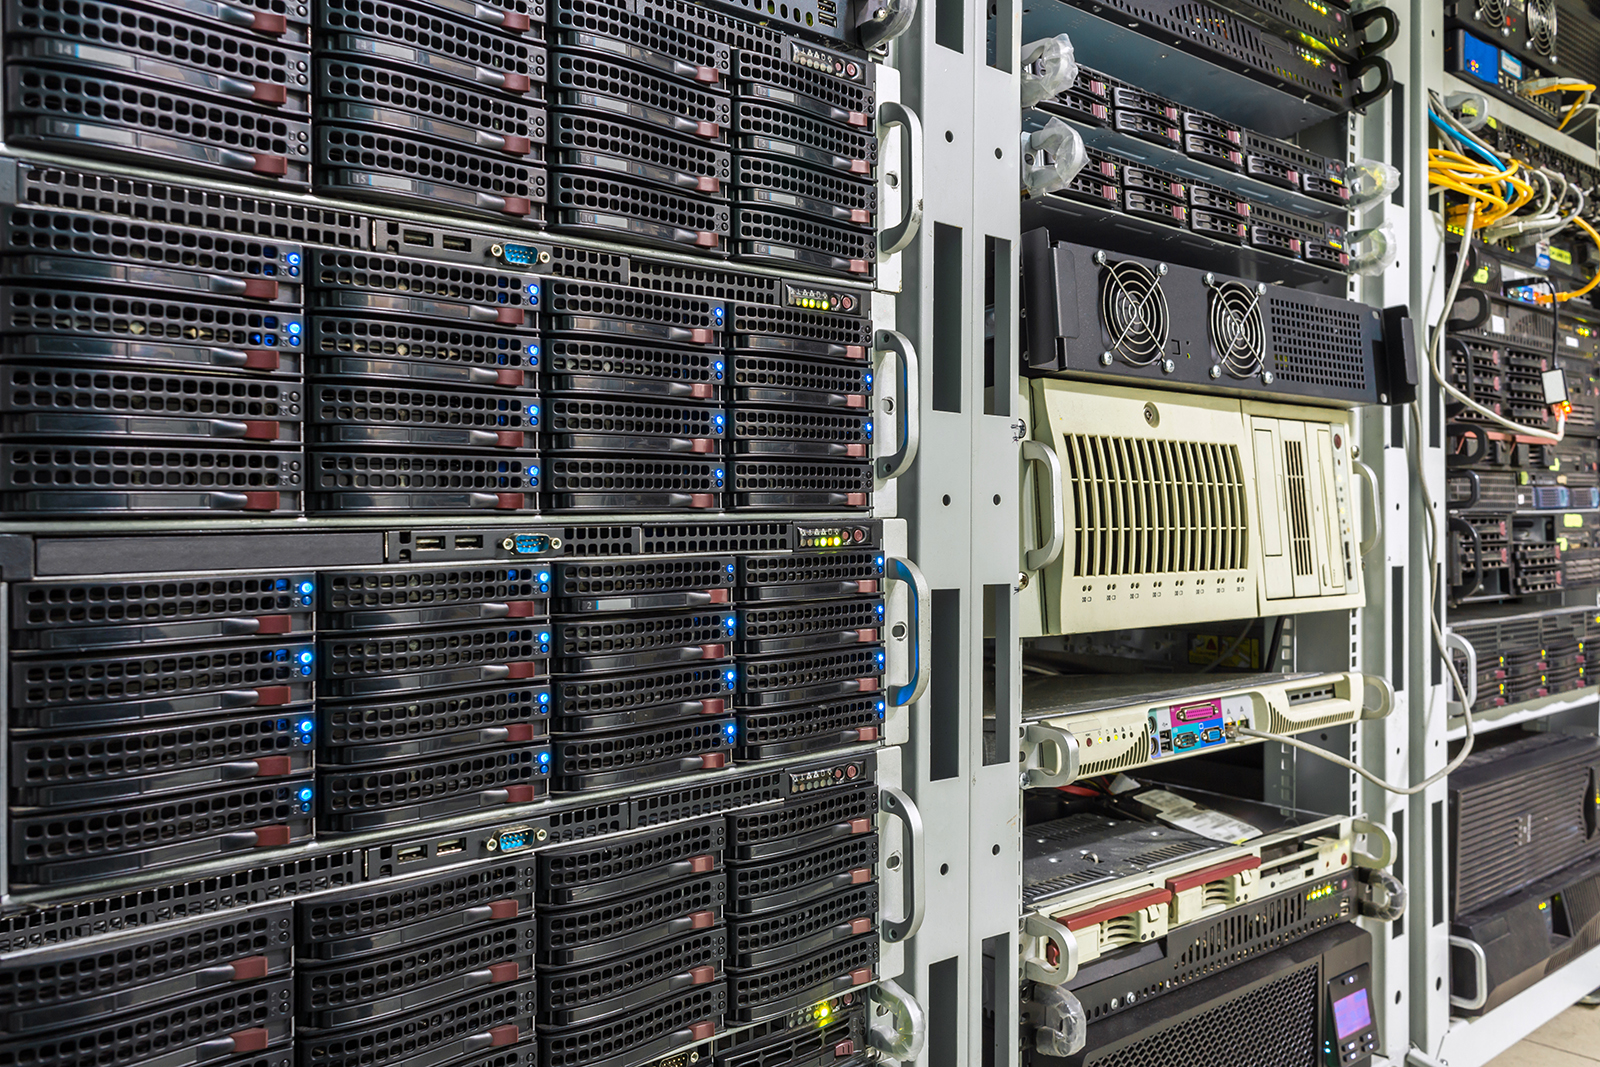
229 1028 271 1053
697 699 726 716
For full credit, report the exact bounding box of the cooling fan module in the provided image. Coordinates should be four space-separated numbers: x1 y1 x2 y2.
1527 0 1556 55
1098 255 1170 366
1207 278 1267 379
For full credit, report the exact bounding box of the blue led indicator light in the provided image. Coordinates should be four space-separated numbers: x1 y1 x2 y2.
298 787 314 801
299 581 314 594
538 571 551 582
286 253 301 265
299 719 314 732
299 650 314 664
726 564 735 574
287 322 302 334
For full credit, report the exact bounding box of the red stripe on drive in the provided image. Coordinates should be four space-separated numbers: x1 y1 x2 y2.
848 260 869 274
855 629 879 643
244 351 279 370
505 601 539 618
845 493 867 506
846 394 866 407
252 83 287 104
699 644 726 659
242 421 279 440
850 209 871 225
855 727 879 742
849 967 873 985
695 66 720 83
689 494 717 508
695 121 720 138
848 818 872 834
688 854 715 873
254 615 292 634
845 345 866 359
501 197 532 216
1164 856 1261 895
496 369 526 386
496 308 525 326
694 231 719 248
688 911 715 929
500 11 530 29
850 917 873 935
708 588 730 603
857 580 879 594
255 686 292 706
697 176 721 193
230 1028 271 1053
253 826 292 847
691 438 716 453
496 431 525 448
847 111 869 127
251 12 286 32
504 662 538 680
691 383 715 398
488 900 520 919
242 492 280 511
489 1025 520 1047
505 723 536 742
487 962 521 982
849 867 871 884
689 1022 717 1041
230 956 270 981
495 494 525 510
504 785 536 804
689 965 716 984
846 444 866 457
501 135 532 155
254 756 293 777
251 154 288 176
699 699 726 716
700 752 727 769
857 677 879 691
689 328 715 344
1062 888 1173 931
849 159 871 174
502 73 531 93
836 1041 858 1058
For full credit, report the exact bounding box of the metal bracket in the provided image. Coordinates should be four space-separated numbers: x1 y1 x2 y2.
879 786 925 943
868 977 927 1061
1022 911 1079 985
1021 723 1079 788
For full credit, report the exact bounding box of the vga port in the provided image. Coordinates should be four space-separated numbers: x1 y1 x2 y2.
491 242 537 267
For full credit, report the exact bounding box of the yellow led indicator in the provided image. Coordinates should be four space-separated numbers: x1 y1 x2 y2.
1474 267 1492 284
1566 514 1585 528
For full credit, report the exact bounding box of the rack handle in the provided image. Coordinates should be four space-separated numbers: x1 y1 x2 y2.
886 556 930 707
877 101 924 256
876 330 921 481
878 786 925 943
1353 457 1383 557
1021 438 1065 573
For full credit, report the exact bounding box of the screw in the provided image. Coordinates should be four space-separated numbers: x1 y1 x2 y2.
1157 263 1168 275
501 537 514 550
1262 371 1275 384
1203 272 1216 285
1093 250 1108 265
490 243 504 258
1100 352 1115 365
1256 282 1267 295
1161 359 1175 374
1210 365 1222 379
486 838 499 852
535 828 549 842
550 537 563 549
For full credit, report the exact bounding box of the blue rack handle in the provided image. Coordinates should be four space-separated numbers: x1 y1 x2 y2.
886 556 930 707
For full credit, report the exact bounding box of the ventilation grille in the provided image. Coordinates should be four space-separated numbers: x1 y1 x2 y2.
537 817 723 896
1078 726 1155 777
1268 298 1367 389
1283 439 1314 576
1063 435 1249 577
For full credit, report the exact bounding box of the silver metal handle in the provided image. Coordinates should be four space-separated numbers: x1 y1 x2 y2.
1444 628 1478 712
1351 817 1396 870
1354 457 1383 556
877 101 924 256
878 786 925 943
1022 723 1079 788
886 556 931 707
1361 674 1396 721
1021 439 1064 573
1023 912 1079 985
876 329 921 480
868 978 927 1061
1448 935 1489 1010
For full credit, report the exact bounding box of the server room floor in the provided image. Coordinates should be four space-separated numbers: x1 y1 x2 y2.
1485 1005 1600 1067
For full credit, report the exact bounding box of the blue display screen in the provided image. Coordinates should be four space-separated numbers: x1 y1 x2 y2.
1333 988 1372 1040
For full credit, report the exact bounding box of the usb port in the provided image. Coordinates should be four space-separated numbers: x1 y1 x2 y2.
416 536 446 550
456 535 483 549
436 838 466 856
442 235 471 252
402 229 434 247
397 845 426 862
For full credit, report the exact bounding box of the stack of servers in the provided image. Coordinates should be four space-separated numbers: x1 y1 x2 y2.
736 545 886 730
536 819 729 1067
542 273 729 511
731 26 879 279
2 0 311 187
0 908 296 1067
295 860 539 1067
0 201 308 516
547 0 733 254
316 564 553 832
312 0 547 222
728 287 875 510
6 572 318 890
306 250 542 513
724 784 881 1022
548 557 739 792
735 542 886 759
